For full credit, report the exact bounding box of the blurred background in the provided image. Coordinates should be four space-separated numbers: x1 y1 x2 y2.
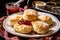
0 0 60 17
0 0 60 16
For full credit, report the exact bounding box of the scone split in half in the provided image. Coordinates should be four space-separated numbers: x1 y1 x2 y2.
14 20 33 34
14 23 32 34
38 15 53 25
8 14 23 26
32 21 49 34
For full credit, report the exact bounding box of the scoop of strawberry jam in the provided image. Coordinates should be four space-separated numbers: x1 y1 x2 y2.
18 20 32 26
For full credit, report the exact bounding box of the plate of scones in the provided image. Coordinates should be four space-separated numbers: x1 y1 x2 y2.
3 9 60 37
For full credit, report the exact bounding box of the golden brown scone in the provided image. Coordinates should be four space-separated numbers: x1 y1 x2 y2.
10 15 23 26
23 9 38 21
14 23 32 34
38 15 53 25
32 21 49 34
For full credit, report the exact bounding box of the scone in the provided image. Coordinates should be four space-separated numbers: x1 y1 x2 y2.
32 21 49 34
38 15 53 25
23 9 38 21
14 23 32 34
10 15 23 26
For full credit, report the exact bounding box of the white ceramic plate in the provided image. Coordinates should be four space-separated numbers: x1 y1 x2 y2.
3 12 60 38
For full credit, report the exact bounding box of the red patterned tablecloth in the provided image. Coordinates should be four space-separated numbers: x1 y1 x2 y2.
0 16 60 40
